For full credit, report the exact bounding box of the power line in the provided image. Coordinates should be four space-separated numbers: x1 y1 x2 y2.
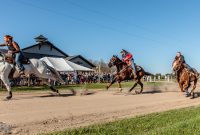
64 0 183 45
10 0 166 45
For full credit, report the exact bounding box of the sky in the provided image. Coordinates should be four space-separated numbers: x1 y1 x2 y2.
0 0 200 74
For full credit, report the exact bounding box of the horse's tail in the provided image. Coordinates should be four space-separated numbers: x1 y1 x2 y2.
42 61 65 84
144 71 154 76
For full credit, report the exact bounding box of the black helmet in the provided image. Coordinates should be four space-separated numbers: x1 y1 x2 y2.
120 49 128 53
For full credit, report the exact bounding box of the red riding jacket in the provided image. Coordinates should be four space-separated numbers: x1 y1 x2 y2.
122 53 133 64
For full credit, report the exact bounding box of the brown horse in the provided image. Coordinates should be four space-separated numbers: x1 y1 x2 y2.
106 55 153 94
172 57 199 98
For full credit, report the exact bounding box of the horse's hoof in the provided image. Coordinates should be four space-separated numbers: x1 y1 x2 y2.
185 94 191 97
190 96 195 99
6 92 12 100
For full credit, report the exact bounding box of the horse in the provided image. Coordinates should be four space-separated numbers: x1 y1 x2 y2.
172 57 199 98
0 52 65 100
106 55 153 94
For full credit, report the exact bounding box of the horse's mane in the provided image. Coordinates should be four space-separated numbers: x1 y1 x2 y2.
113 55 125 64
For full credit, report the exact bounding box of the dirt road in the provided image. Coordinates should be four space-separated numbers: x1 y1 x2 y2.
0 83 200 135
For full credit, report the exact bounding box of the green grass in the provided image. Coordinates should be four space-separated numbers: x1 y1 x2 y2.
0 81 164 92
43 106 200 135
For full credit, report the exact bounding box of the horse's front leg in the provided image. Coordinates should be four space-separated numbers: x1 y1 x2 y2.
106 77 116 90
1 75 12 100
1 64 13 100
183 81 190 97
179 82 184 92
117 81 122 92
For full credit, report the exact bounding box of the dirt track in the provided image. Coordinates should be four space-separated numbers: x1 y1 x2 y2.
1 83 200 135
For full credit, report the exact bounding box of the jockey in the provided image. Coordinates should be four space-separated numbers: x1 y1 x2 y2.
175 52 198 75
0 35 25 74
120 49 137 79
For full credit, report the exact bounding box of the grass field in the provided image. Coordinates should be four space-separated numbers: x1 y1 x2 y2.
44 106 200 135
0 81 165 92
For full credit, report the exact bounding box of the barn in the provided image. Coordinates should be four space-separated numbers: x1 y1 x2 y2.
22 35 96 69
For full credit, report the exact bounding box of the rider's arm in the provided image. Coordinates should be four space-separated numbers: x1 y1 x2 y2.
0 43 6 46
180 55 185 63
11 42 20 53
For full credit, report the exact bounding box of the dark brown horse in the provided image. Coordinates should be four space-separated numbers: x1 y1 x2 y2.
172 57 199 98
106 55 153 94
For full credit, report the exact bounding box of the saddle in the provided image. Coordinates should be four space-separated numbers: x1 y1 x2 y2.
134 64 142 72
4 53 30 64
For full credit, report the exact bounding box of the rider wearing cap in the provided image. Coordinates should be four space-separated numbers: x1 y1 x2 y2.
120 49 137 79
0 35 25 74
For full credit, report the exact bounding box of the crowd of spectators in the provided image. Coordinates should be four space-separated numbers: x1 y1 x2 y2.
61 72 114 84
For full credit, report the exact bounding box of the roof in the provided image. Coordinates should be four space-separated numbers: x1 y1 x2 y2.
22 41 69 57
41 57 94 72
34 35 47 40
66 55 96 68
23 52 65 59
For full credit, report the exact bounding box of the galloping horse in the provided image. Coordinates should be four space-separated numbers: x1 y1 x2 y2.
0 52 64 100
172 57 199 98
106 55 153 94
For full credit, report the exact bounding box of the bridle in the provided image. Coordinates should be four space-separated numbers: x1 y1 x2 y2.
173 58 183 72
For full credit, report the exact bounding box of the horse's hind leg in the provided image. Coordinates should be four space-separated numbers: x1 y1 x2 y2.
190 79 197 99
44 80 60 94
138 80 143 94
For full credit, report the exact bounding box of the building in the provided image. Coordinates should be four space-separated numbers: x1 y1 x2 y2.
66 55 96 69
22 35 96 69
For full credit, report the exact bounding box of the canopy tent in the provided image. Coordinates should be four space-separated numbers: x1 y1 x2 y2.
40 57 94 72
65 60 94 71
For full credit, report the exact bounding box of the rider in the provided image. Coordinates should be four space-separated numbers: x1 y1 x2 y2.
175 52 198 76
120 49 137 79
0 35 25 74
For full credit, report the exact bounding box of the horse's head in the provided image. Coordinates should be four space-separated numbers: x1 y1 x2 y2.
172 57 183 71
108 55 121 68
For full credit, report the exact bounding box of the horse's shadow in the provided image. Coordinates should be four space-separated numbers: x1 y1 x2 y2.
192 91 200 99
7 90 95 101
141 90 162 94
114 89 162 96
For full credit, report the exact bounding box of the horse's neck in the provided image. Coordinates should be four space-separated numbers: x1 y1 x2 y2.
115 60 124 72
177 66 187 76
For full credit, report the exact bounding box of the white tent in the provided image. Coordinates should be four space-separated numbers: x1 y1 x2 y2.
65 60 94 71
40 57 94 72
